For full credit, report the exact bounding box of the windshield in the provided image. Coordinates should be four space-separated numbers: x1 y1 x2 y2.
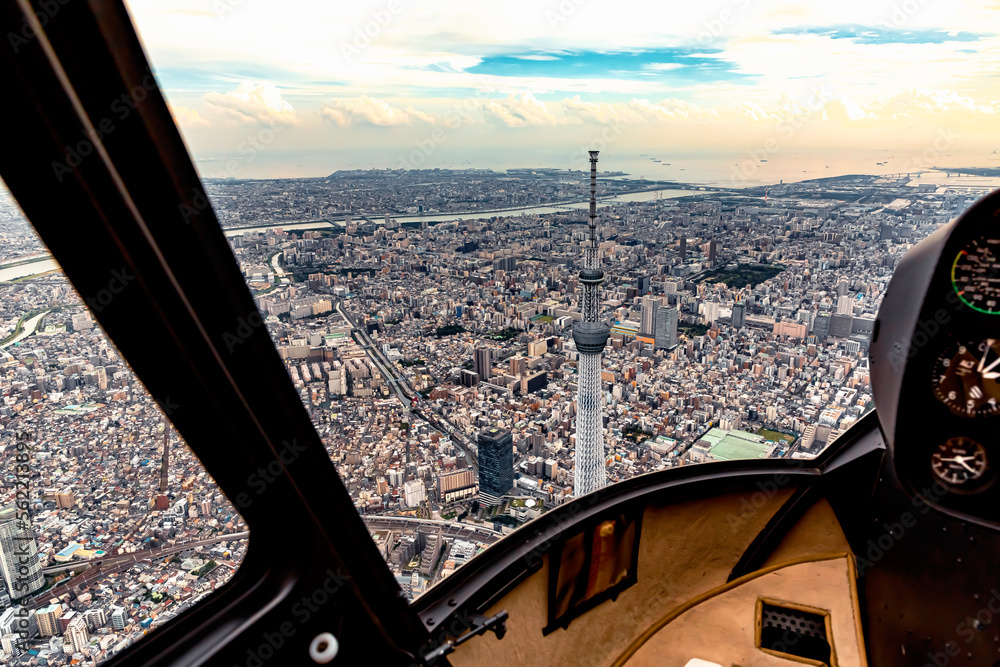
121 0 996 600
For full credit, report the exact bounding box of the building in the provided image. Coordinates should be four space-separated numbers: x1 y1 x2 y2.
773 320 807 340
478 427 514 506
813 313 831 341
0 506 45 602
654 306 678 350
837 295 854 315
520 370 547 395
704 301 721 324
437 469 476 503
732 302 746 330
473 348 491 384
65 615 88 652
708 238 717 266
36 604 62 637
679 236 687 261
830 313 854 338
110 607 127 631
572 151 610 497
402 480 426 508
460 369 479 387
640 295 659 336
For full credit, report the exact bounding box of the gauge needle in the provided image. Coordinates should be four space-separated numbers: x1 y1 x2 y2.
979 340 998 373
939 456 980 474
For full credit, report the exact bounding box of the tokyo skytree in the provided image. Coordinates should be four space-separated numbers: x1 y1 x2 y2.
572 151 609 497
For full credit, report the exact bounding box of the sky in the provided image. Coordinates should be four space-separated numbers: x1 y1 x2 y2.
123 0 1000 179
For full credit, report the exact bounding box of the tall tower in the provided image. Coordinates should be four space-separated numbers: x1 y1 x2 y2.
572 151 610 497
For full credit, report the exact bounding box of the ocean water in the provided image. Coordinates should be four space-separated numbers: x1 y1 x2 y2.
194 146 1000 189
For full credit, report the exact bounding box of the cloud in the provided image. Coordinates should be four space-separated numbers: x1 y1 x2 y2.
481 93 558 127
628 98 713 121
204 81 297 125
870 88 1000 118
320 96 437 126
168 104 210 128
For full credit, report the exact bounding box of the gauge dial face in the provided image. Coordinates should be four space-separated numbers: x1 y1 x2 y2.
932 339 1000 417
931 437 988 486
952 238 1000 314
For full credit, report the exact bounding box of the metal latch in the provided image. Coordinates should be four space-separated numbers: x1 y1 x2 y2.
422 611 508 664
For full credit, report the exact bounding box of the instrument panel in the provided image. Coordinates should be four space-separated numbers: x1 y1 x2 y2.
874 193 1000 525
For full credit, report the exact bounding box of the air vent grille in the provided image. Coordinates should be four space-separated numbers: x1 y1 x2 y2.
759 601 831 664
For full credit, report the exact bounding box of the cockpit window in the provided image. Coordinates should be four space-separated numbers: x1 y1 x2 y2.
29 0 989 618
0 183 248 661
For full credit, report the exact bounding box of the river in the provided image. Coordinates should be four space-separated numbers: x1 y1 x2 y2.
1 310 51 349
222 188 697 237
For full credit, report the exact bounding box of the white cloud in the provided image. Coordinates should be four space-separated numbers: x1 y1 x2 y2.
321 96 437 126
481 93 558 127
204 81 297 125
168 103 210 128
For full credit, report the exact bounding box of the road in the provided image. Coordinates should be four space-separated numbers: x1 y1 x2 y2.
362 516 502 543
334 300 479 470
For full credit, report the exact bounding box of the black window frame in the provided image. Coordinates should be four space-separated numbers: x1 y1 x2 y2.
0 0 432 663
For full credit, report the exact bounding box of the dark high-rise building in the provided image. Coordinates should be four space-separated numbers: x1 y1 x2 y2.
654 306 678 350
679 236 687 261
478 427 514 506
813 313 831 341
708 238 718 266
460 369 479 387
473 348 491 384
732 302 746 330
829 313 854 339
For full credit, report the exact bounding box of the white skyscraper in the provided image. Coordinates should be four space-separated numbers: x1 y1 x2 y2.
572 151 610 497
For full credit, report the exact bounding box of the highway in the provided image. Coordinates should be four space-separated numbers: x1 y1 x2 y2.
334 299 479 470
362 515 502 544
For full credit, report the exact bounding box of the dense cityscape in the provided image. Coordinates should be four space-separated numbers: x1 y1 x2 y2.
0 165 985 664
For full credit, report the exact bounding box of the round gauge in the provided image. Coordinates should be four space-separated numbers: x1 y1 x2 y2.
952 237 1000 314
931 437 988 487
932 338 1000 417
